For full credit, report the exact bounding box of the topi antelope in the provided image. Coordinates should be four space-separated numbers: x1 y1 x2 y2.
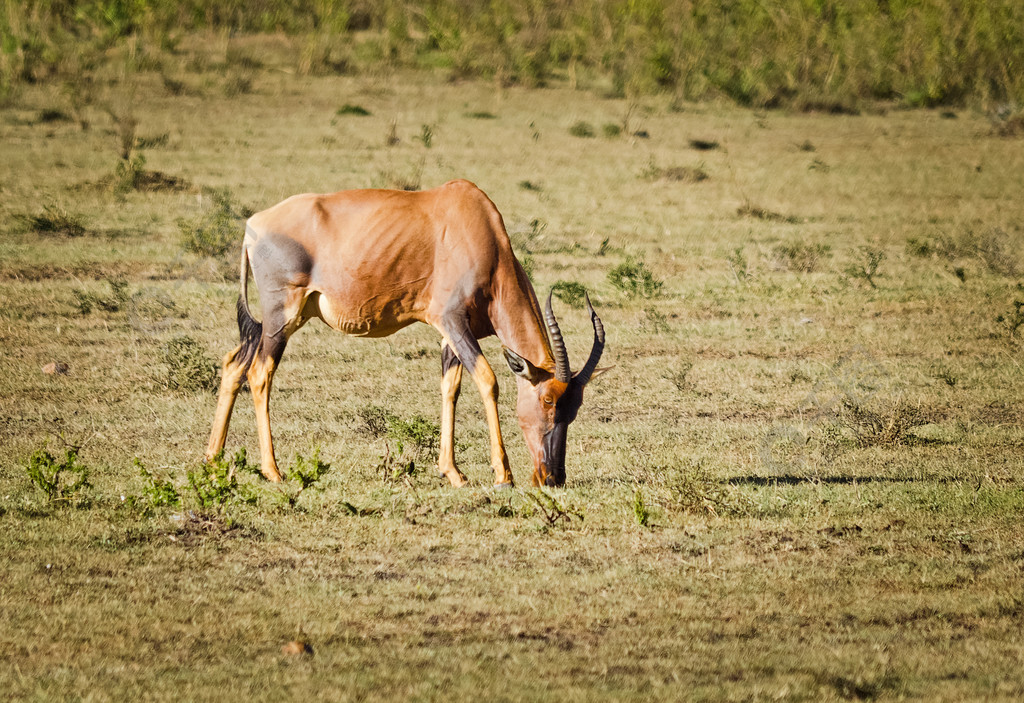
205 179 605 488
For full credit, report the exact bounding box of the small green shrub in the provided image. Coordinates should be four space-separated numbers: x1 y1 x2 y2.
388 414 441 459
223 72 254 97
772 242 831 273
74 278 130 314
526 489 583 529
551 280 588 308
727 247 750 282
418 124 434 148
275 449 333 508
608 256 662 298
844 246 886 288
161 336 219 393
995 288 1024 340
135 458 180 507
664 360 694 391
738 202 800 224
633 487 651 527
465 111 496 119
287 448 332 490
835 396 928 448
178 189 246 257
360 405 441 480
669 461 754 518
187 450 257 511
602 122 622 138
906 229 1018 277
905 237 934 257
518 180 542 192
112 153 146 195
26 447 91 504
688 138 719 151
519 253 535 281
641 305 669 333
640 158 708 183
20 205 86 237
569 120 595 138
135 132 169 149
337 103 371 116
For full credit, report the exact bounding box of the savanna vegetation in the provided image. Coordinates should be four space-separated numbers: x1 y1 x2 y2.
4 0 1024 110
2 3 1024 701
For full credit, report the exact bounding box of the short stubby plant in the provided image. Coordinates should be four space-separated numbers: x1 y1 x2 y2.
25 447 91 505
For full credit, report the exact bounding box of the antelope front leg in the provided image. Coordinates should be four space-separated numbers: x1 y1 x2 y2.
438 344 468 487
443 327 514 487
466 357 515 487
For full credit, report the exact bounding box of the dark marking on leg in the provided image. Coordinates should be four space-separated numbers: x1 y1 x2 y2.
442 343 462 376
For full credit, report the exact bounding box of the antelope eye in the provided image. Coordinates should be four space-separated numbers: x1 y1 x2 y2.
542 396 554 406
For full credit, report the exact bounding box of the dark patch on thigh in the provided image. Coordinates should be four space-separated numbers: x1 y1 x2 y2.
250 233 314 290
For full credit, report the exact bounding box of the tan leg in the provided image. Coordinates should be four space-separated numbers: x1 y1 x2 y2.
205 345 248 461
466 357 514 486
248 353 284 482
438 350 468 487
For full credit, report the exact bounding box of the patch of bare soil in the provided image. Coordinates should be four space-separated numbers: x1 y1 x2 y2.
163 511 262 547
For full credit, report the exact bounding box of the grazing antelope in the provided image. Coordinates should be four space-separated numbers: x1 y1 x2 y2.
205 179 604 488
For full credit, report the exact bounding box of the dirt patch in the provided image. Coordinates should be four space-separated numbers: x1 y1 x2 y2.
163 511 262 548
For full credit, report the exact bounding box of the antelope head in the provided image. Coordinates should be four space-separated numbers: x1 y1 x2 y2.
503 293 606 487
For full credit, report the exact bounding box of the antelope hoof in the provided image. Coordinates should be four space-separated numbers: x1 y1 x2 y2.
493 481 514 490
443 473 469 488
261 466 284 482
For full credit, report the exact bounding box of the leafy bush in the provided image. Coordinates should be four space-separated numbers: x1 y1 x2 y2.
905 229 1018 277
178 189 247 258
641 158 709 183
287 449 332 490
844 246 886 288
19 205 86 237
569 121 595 138
551 280 588 308
771 241 831 273
360 405 441 481
112 153 146 195
26 447 91 504
73 278 130 314
135 458 180 508
995 287 1024 341
608 256 663 298
187 450 258 511
834 396 928 448
417 124 434 148
273 449 333 508
161 336 219 393
526 489 583 529
337 103 371 116
633 487 651 527
668 461 754 518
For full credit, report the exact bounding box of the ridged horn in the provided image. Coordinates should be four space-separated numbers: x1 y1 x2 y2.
545 291 570 383
574 293 605 385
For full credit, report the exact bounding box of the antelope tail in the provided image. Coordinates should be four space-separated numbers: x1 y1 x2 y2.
236 235 262 369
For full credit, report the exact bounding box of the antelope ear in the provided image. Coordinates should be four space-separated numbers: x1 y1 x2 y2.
576 365 614 383
503 347 547 383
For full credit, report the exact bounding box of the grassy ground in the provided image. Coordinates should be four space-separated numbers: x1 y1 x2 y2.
1 57 1023 701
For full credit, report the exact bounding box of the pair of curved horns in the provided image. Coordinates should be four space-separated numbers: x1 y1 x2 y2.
544 291 605 385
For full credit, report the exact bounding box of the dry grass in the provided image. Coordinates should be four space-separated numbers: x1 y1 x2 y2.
1 49 1024 701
